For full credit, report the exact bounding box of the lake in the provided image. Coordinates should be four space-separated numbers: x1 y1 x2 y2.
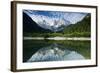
23 40 91 63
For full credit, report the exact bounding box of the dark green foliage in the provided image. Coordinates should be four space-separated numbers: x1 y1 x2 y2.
63 14 91 37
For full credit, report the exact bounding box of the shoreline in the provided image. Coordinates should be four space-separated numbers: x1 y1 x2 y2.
23 37 91 41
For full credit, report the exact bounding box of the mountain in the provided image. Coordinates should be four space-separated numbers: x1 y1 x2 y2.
23 12 52 34
23 10 90 37
23 10 88 33
63 14 91 37
24 10 71 32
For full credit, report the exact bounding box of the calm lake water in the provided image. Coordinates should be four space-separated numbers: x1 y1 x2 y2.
23 40 91 62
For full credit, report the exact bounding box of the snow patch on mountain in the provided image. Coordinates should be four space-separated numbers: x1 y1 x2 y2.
23 10 87 32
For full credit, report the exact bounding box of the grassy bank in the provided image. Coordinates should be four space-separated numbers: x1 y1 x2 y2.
23 32 90 37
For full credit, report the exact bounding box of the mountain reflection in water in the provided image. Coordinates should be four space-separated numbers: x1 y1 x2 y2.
27 43 85 62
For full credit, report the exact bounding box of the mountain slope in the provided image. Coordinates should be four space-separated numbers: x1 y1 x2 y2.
63 14 91 37
24 10 71 32
23 12 52 36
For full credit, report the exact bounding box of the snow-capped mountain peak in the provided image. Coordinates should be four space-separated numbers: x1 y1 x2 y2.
23 10 71 32
23 10 87 32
